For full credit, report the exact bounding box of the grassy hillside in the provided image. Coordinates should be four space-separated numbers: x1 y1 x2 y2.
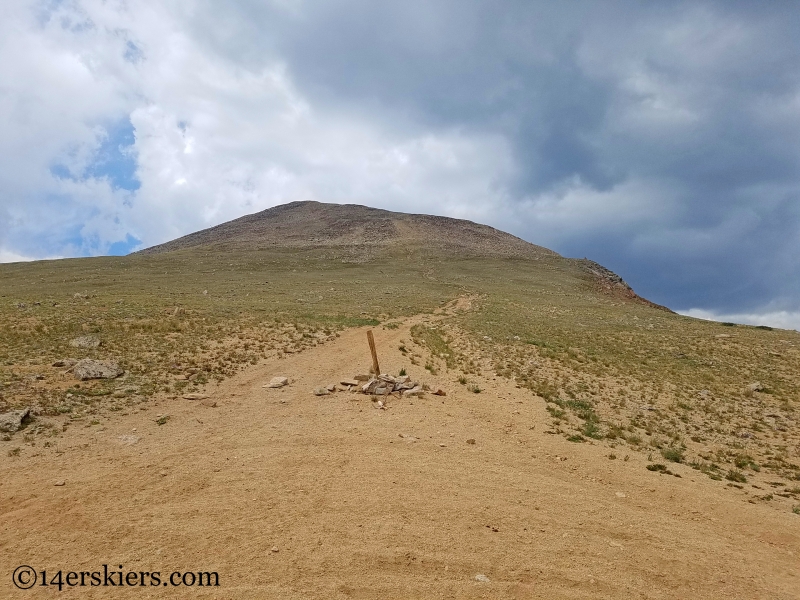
2 204 799 494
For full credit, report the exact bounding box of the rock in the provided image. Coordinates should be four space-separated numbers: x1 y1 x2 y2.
73 359 123 380
326 384 336 392
433 389 447 396
466 438 476 445
54 480 65 486
374 386 391 395
52 358 77 368
747 382 765 392
361 378 381 394
378 374 396 384
340 380 359 387
313 387 330 396
183 393 209 400
266 376 289 388
117 435 140 446
354 374 370 381
70 335 101 348
474 574 490 583
615 491 627 498
271 546 279 553
0 408 31 433
374 400 384 409
404 386 424 397
200 399 217 407
395 375 410 384
394 379 416 391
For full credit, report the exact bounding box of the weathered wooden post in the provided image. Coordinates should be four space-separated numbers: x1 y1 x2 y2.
366 330 381 376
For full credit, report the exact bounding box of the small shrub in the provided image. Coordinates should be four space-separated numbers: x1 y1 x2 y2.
567 434 585 443
399 368 407 376
646 463 668 472
468 384 482 394
661 448 685 463
725 469 747 483
458 376 467 385
582 420 602 439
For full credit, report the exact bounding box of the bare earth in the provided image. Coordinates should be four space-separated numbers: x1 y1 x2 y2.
2 308 798 599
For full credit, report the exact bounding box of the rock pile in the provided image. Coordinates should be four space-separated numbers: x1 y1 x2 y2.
360 374 423 396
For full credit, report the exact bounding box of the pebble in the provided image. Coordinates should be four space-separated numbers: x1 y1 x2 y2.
271 547 279 553
54 480 65 486
466 439 476 445
474 574 490 583
615 491 627 498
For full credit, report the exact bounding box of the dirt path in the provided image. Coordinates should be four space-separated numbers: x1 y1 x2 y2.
1 312 798 599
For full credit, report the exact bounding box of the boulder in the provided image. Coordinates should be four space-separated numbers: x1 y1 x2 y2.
70 336 101 348
747 382 765 393
266 376 289 388
73 359 123 380
340 379 360 387
404 385 424 397
0 408 31 433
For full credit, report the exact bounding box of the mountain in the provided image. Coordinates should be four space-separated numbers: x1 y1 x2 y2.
137 200 665 309
136 200 556 259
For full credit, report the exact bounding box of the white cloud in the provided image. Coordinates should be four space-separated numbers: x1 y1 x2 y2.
0 0 516 254
679 308 800 331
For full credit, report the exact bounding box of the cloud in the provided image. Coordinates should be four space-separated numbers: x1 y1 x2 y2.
680 308 800 332
1 0 800 319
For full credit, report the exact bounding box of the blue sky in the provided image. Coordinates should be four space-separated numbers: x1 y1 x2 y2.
1 1 800 329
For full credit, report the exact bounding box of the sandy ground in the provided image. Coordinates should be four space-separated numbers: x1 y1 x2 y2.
1 310 798 599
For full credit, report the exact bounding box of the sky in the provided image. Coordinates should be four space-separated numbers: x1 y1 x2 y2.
2 1 800 329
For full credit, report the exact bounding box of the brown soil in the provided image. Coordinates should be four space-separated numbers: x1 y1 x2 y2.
2 308 798 599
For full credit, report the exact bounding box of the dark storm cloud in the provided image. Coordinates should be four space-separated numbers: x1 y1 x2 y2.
200 0 800 314
4 0 799 323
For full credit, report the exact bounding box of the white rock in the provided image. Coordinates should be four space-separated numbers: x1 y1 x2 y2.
70 335 101 348
266 376 289 388
474 574 490 583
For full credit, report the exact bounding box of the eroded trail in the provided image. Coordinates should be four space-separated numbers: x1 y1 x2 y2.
1 310 798 599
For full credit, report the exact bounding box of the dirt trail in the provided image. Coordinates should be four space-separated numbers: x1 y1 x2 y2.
1 310 798 599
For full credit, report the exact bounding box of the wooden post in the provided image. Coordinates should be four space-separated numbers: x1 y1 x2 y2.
366 330 381 376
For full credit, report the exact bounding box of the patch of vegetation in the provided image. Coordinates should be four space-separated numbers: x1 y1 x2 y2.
725 469 748 483
661 447 685 463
